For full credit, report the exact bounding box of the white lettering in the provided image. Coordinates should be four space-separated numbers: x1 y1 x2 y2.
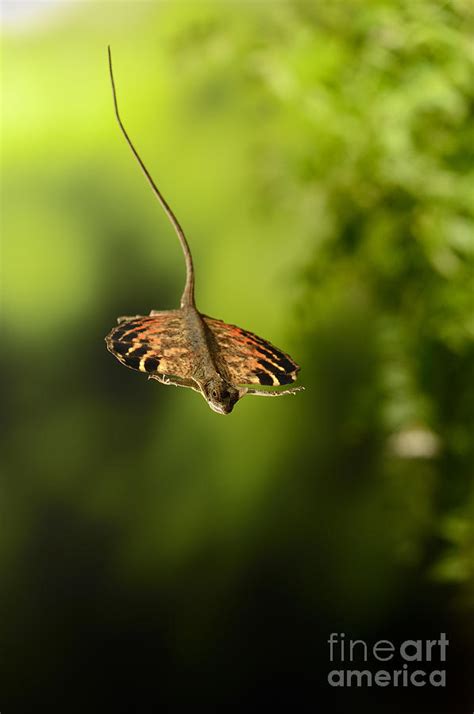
346 670 372 687
411 670 426 686
438 633 449 661
349 639 368 662
328 670 345 686
373 640 395 661
374 670 390 686
430 670 446 687
400 639 423 661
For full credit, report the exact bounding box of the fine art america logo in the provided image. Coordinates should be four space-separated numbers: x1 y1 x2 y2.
328 633 449 687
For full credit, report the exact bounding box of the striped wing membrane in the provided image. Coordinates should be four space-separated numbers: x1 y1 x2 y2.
204 316 300 387
105 311 193 378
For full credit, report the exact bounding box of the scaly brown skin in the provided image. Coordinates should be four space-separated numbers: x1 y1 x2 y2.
105 47 303 414
169 307 241 415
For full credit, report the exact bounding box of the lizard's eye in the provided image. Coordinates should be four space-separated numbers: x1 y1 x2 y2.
211 389 218 399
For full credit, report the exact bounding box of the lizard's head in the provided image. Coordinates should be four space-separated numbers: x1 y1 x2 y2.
202 377 241 415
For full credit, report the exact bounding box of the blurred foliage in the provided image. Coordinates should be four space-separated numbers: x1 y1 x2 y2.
1 0 474 710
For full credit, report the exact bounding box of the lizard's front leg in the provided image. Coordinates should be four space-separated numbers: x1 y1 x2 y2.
148 373 200 392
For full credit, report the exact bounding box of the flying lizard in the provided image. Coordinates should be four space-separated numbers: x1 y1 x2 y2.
105 47 303 414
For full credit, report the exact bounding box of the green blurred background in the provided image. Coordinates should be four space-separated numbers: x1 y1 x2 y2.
2 1 473 711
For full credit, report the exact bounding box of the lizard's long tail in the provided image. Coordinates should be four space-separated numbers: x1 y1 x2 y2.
107 46 195 308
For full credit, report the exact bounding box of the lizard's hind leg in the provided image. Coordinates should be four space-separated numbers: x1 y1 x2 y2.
244 386 305 398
